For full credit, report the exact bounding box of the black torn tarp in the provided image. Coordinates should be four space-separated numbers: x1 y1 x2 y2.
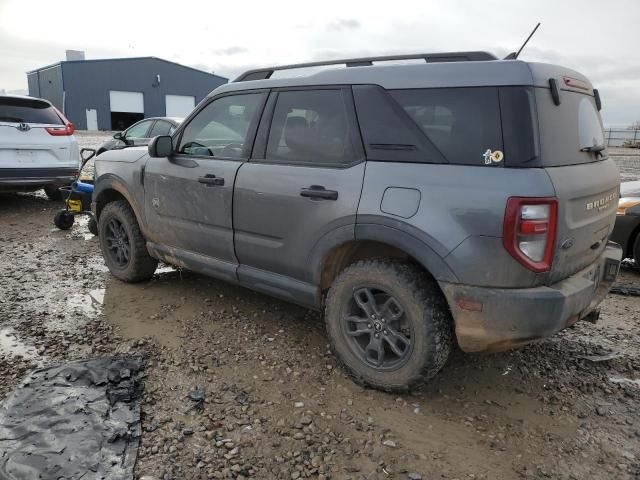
0 356 144 480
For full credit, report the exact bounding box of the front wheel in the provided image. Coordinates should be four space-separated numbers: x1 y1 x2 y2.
325 259 454 392
98 200 157 282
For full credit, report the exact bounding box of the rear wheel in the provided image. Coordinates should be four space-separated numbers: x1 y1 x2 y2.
98 200 157 282
325 259 454 392
44 185 62 201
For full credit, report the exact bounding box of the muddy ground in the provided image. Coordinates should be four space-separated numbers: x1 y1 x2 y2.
1 136 639 479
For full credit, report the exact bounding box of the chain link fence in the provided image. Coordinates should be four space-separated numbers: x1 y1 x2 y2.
605 129 640 148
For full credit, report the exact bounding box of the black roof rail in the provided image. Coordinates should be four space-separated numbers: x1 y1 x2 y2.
233 51 498 82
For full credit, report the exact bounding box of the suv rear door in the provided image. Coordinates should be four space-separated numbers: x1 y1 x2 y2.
533 74 619 283
143 92 267 282
0 96 76 175
233 87 366 306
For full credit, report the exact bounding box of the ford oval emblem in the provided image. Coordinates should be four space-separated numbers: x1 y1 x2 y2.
561 238 575 250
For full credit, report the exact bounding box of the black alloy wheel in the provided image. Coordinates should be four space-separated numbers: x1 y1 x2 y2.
104 217 130 267
342 286 413 370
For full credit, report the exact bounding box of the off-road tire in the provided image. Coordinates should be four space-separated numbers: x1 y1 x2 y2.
44 185 63 201
325 259 454 392
98 200 157 282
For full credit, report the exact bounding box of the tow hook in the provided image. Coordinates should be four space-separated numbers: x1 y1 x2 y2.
583 308 600 324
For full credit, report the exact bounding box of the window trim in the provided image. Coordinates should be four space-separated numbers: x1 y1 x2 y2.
171 89 269 163
250 85 366 169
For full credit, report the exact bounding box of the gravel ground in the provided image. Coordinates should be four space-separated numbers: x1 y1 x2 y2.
609 147 640 182
0 135 639 479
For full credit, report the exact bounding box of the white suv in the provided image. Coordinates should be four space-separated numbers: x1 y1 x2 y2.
0 95 79 200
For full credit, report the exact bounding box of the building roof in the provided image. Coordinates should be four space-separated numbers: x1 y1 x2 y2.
27 56 228 82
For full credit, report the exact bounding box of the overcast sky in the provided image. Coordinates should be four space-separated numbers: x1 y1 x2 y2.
1 0 638 126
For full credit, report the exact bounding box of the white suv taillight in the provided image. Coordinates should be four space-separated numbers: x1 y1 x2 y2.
46 106 76 136
503 197 558 273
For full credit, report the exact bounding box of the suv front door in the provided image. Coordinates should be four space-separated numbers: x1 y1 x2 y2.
233 88 366 305
143 92 267 281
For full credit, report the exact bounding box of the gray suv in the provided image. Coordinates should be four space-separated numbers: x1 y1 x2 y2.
93 52 622 391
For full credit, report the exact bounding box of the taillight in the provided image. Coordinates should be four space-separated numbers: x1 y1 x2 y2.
47 106 75 136
503 197 558 273
45 123 75 136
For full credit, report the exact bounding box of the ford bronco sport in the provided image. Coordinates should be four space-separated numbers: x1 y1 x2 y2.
93 52 622 391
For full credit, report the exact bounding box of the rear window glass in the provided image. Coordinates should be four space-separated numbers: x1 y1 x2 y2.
534 88 605 166
0 97 63 125
390 88 503 166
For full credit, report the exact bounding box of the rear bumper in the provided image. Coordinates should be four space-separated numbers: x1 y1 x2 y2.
0 167 76 188
440 242 623 352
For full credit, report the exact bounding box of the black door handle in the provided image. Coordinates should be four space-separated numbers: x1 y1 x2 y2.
198 174 224 186
300 185 338 200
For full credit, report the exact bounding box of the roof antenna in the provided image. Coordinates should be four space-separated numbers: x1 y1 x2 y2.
504 23 541 60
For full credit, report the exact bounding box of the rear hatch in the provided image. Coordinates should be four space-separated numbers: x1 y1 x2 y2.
530 65 619 283
0 96 77 170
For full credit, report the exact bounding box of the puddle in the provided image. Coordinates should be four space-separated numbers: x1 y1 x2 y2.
0 328 41 362
609 376 640 387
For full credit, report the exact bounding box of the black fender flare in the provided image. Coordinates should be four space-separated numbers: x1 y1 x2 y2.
307 220 459 285
92 175 149 237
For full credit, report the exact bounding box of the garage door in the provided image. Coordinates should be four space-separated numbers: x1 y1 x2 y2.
109 91 144 113
165 95 195 117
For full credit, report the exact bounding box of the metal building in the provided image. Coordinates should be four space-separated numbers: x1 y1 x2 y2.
27 57 228 130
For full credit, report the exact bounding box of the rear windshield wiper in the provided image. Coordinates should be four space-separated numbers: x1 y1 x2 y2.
581 144 606 153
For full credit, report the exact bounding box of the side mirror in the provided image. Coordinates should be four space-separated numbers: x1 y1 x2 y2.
113 132 123 140
148 136 173 158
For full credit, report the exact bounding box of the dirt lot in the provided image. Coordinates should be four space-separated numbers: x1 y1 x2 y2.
1 138 639 479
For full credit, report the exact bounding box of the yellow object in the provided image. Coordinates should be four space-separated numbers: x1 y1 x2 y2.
490 150 504 162
67 199 82 212
617 197 640 215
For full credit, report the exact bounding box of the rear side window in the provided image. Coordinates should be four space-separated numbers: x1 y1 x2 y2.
266 89 361 166
0 97 63 125
390 88 503 166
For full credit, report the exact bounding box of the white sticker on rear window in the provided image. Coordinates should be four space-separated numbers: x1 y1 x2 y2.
483 149 504 164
